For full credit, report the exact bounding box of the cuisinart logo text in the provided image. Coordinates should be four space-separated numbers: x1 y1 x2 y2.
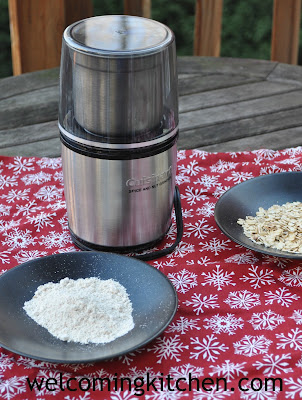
126 166 172 192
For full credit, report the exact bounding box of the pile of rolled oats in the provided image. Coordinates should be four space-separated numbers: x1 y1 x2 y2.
237 201 302 253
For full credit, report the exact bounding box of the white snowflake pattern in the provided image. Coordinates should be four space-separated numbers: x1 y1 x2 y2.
0 353 14 371
276 328 302 351
210 160 237 173
152 259 176 270
184 219 216 239
259 165 286 175
33 370 71 396
7 156 35 174
39 231 72 248
284 377 302 399
253 149 277 160
65 393 91 400
167 241 195 258
57 246 78 254
209 360 247 382
279 266 302 287
225 252 258 265
169 363 204 383
240 384 280 399
196 202 215 217
13 250 47 263
36 157 62 169
213 185 231 198
13 200 42 216
167 316 201 334
192 387 232 399
149 335 189 364
34 185 63 201
16 356 63 372
21 171 52 185
168 269 197 293
253 353 293 376
120 366 158 380
233 335 272 357
54 170 64 183
279 156 302 165
240 265 275 289
180 208 194 219
290 309 302 324
188 149 207 159
0 251 10 264
115 349 144 366
2 228 36 249
145 382 189 399
58 216 68 231
0 376 27 400
46 199 66 211
190 334 228 362
194 175 219 188
111 389 139 400
201 265 235 291
0 204 11 216
85 368 114 388
249 310 285 331
175 174 190 185
177 150 186 161
262 254 290 269
282 147 302 156
165 223 177 240
0 175 18 189
178 160 205 176
184 293 219 315
203 313 244 335
199 238 231 256
225 171 254 184
296 356 302 369
27 211 56 232
1 188 30 203
16 356 42 370
264 287 300 307
197 256 213 267
182 187 208 206
224 290 260 310
0 219 21 233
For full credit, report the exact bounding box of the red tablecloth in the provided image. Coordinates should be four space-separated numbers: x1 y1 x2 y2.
0 148 302 399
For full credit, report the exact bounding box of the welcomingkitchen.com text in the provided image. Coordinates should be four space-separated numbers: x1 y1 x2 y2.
26 373 283 396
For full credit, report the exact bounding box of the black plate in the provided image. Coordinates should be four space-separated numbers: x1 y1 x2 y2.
0 252 177 363
214 171 302 259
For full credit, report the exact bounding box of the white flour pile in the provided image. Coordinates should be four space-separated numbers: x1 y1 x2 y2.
23 277 134 344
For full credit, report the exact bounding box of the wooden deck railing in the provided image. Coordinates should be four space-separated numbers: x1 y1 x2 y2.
193 0 302 65
8 0 302 76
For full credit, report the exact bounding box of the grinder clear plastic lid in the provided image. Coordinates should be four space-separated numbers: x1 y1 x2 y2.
65 15 173 56
59 15 179 148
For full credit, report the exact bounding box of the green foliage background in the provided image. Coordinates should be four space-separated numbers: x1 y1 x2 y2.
0 0 300 78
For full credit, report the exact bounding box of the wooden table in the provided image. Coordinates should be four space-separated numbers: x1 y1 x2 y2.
0 56 302 157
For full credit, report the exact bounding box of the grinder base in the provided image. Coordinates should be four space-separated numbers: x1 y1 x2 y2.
69 224 170 254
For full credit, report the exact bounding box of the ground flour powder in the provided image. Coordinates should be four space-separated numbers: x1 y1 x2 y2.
23 277 134 344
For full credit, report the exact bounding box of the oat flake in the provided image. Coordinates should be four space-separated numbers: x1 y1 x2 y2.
237 201 302 253
23 277 134 344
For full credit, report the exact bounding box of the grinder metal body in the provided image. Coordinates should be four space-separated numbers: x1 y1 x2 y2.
59 15 179 252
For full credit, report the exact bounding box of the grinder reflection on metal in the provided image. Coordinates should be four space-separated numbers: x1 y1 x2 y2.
58 15 183 260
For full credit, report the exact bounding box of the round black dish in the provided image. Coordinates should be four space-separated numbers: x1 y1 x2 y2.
214 171 302 259
0 252 178 363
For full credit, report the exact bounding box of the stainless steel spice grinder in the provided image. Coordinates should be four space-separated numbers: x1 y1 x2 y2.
59 15 181 255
